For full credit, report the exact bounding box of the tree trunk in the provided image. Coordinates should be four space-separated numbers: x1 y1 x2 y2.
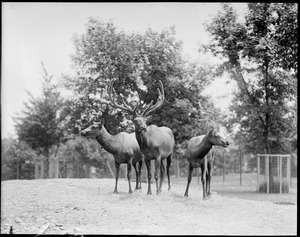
41 159 44 179
34 159 39 179
53 142 60 178
49 157 53 178
16 160 20 179
54 158 59 178
264 63 274 185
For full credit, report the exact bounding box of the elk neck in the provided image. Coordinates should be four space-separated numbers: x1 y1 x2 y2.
95 126 118 155
195 134 213 159
135 128 148 150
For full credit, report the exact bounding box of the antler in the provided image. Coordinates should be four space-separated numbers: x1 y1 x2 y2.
141 80 165 117
108 79 139 115
108 79 164 117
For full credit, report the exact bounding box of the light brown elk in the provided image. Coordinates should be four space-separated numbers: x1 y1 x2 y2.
108 79 175 195
184 129 229 200
80 118 144 194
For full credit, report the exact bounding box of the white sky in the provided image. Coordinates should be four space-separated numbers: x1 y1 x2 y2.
1 2 247 138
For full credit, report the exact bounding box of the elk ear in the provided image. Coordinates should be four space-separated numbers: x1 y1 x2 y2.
100 118 105 125
146 115 153 122
125 113 134 121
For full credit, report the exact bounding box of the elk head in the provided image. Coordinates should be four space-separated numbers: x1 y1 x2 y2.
80 118 105 138
207 129 229 148
108 79 165 133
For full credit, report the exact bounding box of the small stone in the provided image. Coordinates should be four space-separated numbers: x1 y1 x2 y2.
44 215 54 220
74 227 82 233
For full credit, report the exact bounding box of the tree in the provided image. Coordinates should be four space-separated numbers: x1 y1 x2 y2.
204 3 297 155
64 18 221 144
14 63 68 178
57 137 113 178
1 137 39 180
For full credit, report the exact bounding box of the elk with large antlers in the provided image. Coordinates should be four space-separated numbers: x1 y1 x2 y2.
184 129 229 200
108 79 175 195
80 118 144 194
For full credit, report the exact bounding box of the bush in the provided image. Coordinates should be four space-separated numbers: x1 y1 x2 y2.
258 181 289 193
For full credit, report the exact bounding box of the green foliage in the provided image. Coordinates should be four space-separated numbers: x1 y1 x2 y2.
1 137 39 180
204 3 297 154
57 136 114 178
14 63 66 154
13 63 69 178
246 3 298 72
64 18 222 144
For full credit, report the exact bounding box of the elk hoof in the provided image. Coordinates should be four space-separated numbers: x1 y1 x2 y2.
129 190 133 194
203 196 209 201
113 191 118 194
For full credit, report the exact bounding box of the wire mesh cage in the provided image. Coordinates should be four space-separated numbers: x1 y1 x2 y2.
256 154 291 193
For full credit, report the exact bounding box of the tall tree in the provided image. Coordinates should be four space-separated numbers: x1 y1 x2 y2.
14 63 67 178
204 3 297 154
64 18 220 144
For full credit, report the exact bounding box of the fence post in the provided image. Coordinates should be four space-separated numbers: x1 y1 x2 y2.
257 154 260 192
240 149 242 186
175 159 180 178
223 150 225 183
265 155 269 193
279 156 282 194
287 155 291 193
106 160 115 179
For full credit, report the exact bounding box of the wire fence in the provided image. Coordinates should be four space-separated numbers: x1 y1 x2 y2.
257 154 291 193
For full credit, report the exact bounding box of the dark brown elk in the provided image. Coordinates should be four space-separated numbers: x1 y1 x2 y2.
184 129 229 200
80 118 144 194
108 79 175 195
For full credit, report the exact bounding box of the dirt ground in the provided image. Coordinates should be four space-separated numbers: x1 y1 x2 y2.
1 176 297 235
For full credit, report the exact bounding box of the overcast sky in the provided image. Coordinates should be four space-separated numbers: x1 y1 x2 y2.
2 2 247 138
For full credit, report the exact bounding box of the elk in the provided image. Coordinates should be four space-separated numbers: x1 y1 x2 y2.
108 79 175 195
80 118 144 194
184 129 229 200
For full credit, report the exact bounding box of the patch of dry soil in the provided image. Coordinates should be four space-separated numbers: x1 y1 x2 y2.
1 178 297 235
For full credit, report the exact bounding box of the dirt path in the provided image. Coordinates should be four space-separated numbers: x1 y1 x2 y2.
1 178 297 235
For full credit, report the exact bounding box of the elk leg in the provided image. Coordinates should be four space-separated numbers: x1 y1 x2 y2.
159 159 165 193
154 158 161 194
114 162 120 194
184 164 194 197
138 159 143 190
145 159 152 195
133 163 139 191
127 161 133 194
201 160 208 200
206 161 212 197
166 154 172 190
